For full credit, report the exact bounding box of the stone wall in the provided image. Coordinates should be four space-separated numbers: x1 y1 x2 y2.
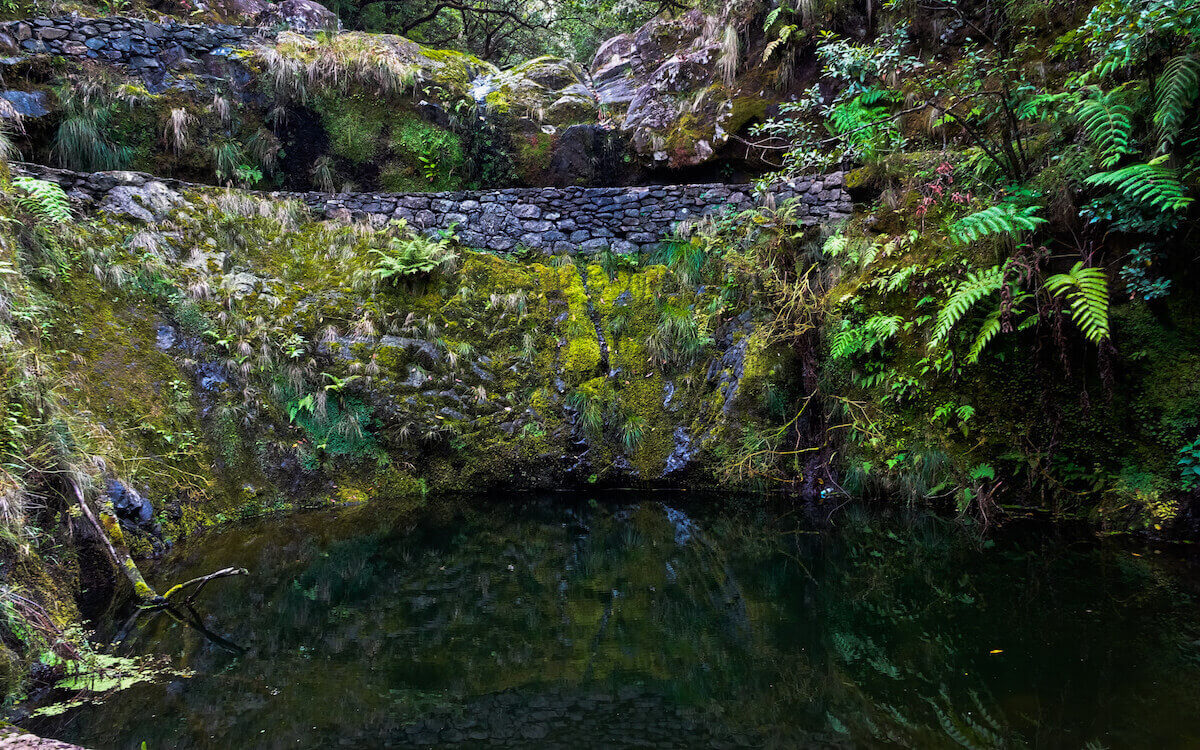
0 16 272 72
14 164 854 254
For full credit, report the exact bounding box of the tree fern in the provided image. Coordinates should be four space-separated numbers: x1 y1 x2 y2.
1154 53 1200 152
1075 95 1134 168
12 176 71 224
1044 262 1110 343
950 204 1047 245
1085 157 1193 211
930 267 1003 347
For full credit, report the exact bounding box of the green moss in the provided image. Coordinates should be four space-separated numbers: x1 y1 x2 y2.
320 94 386 165
515 132 556 178
386 115 467 191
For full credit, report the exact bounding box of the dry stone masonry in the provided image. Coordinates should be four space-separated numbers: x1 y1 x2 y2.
15 164 853 254
0 16 273 72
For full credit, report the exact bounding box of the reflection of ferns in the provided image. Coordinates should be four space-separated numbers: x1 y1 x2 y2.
1044 262 1110 343
1154 53 1200 152
1085 158 1193 212
950 204 1047 245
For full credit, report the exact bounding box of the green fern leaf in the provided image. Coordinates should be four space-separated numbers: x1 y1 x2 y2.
966 305 1003 364
762 25 796 61
1155 53 1200 152
1075 96 1134 168
1085 159 1193 211
829 321 861 360
763 6 783 30
1044 262 1110 343
931 266 1003 347
12 176 72 223
950 204 1047 245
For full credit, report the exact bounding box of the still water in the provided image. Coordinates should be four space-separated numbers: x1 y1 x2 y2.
31 493 1200 749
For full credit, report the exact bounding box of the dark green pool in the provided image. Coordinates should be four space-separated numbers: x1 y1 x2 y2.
29 494 1200 748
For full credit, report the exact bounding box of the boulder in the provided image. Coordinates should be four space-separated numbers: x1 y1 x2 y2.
588 10 775 169
0 90 49 119
211 0 272 23
105 479 154 526
482 56 597 127
257 0 340 32
98 181 185 223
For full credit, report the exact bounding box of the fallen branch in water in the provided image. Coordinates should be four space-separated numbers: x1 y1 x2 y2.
159 567 249 606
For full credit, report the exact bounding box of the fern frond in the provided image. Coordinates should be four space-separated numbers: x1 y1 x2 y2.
1085 158 1193 211
931 267 1003 348
829 322 860 360
12 176 72 223
966 305 1002 364
862 315 902 352
950 204 1047 245
1155 53 1200 153
763 6 783 30
1044 262 1110 343
1075 96 1134 168
762 25 796 61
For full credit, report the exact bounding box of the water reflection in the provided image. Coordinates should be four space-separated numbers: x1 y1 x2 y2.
31 495 1200 749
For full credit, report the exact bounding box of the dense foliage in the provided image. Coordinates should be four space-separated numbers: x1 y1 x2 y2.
729 0 1200 523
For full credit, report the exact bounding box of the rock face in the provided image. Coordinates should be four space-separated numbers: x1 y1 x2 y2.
18 164 853 255
105 478 155 526
0 727 87 750
590 10 771 169
257 0 339 32
481 56 597 128
0 9 790 177
96 179 186 223
0 90 49 118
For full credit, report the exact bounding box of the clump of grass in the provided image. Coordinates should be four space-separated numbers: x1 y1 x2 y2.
261 31 419 104
566 391 604 438
650 233 711 288
51 78 134 171
163 108 195 154
618 413 647 452
646 302 710 368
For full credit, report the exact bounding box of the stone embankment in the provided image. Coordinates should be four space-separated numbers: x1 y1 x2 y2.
0 16 273 72
14 164 853 254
